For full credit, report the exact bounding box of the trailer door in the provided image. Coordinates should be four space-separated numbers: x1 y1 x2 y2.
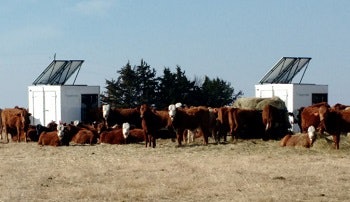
44 91 57 126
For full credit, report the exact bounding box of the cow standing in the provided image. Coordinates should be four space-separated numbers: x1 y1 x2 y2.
140 104 173 148
216 107 231 143
168 104 212 146
262 104 291 140
228 108 265 140
300 102 330 133
318 105 350 149
1 107 31 143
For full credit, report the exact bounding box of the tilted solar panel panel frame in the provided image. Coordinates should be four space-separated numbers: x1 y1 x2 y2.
259 57 311 84
33 60 84 85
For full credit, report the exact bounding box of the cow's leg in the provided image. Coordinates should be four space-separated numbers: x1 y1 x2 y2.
3 126 8 143
152 136 156 148
203 129 210 145
333 134 340 150
176 129 184 147
144 132 148 147
24 132 27 143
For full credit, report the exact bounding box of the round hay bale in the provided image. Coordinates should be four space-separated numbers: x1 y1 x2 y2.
232 96 287 110
255 97 287 111
232 97 266 109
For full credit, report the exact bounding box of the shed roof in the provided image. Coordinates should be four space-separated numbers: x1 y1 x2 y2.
33 60 84 85
259 57 311 84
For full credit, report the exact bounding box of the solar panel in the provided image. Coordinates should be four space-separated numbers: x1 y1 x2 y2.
33 60 84 85
259 57 311 84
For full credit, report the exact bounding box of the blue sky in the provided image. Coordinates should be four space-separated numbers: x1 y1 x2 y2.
1 0 349 108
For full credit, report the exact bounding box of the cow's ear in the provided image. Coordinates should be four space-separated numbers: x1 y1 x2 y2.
28 113 32 116
313 112 319 116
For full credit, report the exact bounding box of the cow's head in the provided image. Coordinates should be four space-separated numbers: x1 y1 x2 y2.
168 104 177 121
102 104 111 120
122 122 130 139
307 125 316 146
139 104 148 119
57 122 65 140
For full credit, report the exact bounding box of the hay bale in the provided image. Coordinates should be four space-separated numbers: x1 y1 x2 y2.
232 96 287 110
231 97 265 109
255 97 287 111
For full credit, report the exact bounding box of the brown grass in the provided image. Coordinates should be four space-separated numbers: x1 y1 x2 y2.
1 134 350 202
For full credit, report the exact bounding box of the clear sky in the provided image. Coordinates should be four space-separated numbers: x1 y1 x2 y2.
1 0 349 108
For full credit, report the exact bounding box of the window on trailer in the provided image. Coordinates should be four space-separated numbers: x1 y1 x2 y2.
312 93 328 104
81 94 98 123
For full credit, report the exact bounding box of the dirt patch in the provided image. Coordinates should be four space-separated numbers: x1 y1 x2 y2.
0 134 349 201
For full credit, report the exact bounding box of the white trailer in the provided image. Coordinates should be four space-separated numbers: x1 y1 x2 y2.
28 85 100 126
255 57 328 132
28 60 100 126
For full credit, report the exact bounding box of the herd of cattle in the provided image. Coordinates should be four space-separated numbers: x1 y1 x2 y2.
0 97 349 149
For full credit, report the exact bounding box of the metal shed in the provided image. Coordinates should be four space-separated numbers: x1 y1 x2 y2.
255 57 328 132
28 60 100 126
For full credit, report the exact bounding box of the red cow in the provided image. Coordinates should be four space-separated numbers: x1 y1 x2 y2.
139 104 173 148
332 103 350 111
106 107 142 129
228 108 265 141
262 104 290 140
126 128 145 144
99 123 130 144
64 124 98 145
300 102 330 133
216 107 231 142
38 123 65 146
35 121 58 142
280 126 316 148
168 104 211 146
1 107 31 143
318 105 350 149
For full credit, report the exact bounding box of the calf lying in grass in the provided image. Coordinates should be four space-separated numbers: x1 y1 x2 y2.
280 126 316 148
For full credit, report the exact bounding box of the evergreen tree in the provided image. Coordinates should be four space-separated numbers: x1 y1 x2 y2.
135 59 158 105
101 60 243 108
101 61 138 108
201 76 235 107
156 67 176 109
157 66 195 108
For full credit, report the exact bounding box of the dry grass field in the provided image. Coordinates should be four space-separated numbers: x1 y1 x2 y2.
1 134 350 202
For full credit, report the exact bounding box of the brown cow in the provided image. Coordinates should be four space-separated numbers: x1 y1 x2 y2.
99 123 130 144
168 104 211 146
38 123 65 146
262 104 291 140
106 107 142 129
140 104 173 148
332 103 350 111
64 124 98 145
300 102 330 133
216 107 231 142
318 105 350 149
1 107 31 143
126 128 145 144
228 108 265 141
35 121 58 142
280 126 316 148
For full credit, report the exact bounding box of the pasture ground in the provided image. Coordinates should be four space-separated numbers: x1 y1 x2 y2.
0 134 350 202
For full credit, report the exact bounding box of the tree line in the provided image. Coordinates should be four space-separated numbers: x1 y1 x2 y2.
101 59 243 109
